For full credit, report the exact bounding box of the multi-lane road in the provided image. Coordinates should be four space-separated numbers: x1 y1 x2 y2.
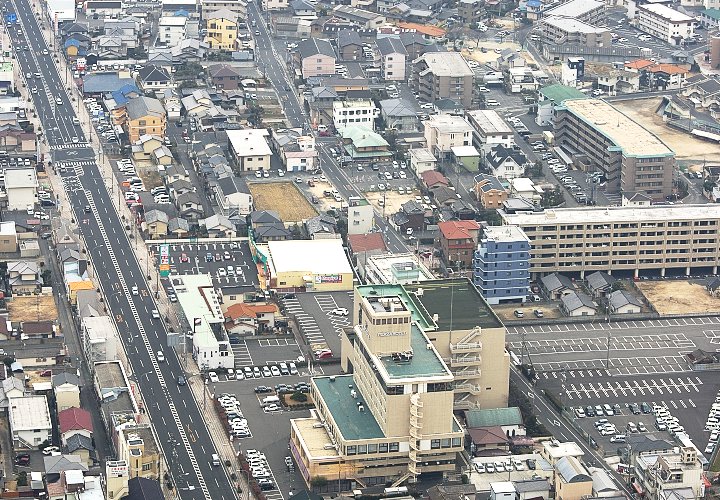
5 0 236 497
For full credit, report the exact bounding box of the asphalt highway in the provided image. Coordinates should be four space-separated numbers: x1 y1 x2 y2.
4 1 237 497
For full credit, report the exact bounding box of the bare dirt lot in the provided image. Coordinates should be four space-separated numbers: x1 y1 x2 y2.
463 44 537 66
8 295 58 323
635 280 720 315
613 98 720 163
364 187 420 215
248 181 317 223
493 303 563 322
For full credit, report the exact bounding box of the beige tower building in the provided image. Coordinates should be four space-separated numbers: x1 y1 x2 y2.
290 279 509 492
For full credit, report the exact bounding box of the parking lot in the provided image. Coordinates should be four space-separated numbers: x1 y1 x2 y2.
148 241 259 289
280 291 353 354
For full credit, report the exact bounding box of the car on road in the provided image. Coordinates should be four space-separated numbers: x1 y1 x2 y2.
157 351 165 362
131 286 139 295
14 454 30 466
330 307 349 316
315 349 333 359
151 310 160 319
177 375 186 386
208 371 219 383
180 253 189 263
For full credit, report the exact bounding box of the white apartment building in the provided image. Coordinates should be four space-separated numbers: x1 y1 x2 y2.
409 148 437 176
9 396 52 449
501 205 720 279
5 168 38 211
376 37 407 81
636 3 694 45
201 0 247 19
423 115 473 160
348 196 374 235
172 274 234 370
227 128 272 171
332 99 378 131
465 110 514 153
158 16 188 46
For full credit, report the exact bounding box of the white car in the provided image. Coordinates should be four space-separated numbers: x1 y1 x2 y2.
218 268 227 277
331 307 349 316
157 351 165 362
208 371 219 383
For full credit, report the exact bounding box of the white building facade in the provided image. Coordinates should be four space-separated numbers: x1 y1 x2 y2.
636 3 694 45
332 99 378 131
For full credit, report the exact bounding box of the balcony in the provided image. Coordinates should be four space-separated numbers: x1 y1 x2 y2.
450 342 482 353
449 355 481 367
455 383 482 394
453 368 482 379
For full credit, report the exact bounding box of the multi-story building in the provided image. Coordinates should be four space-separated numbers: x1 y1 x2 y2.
465 110 514 153
543 0 605 24
376 37 407 81
123 96 167 144
636 3 694 46
540 17 612 47
289 279 508 491
333 99 378 131
423 114 473 161
553 98 675 200
438 220 481 270
409 148 437 176
473 226 530 305
158 15 188 46
204 9 238 51
412 52 475 108
632 447 704 500
116 425 161 480
501 205 720 279
201 0 247 20
227 129 272 171
458 0 484 24
296 38 336 78
347 197 374 235
536 84 587 126
363 253 434 284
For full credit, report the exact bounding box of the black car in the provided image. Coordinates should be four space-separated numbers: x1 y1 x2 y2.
585 405 595 417
15 454 30 466
641 402 652 414
254 386 272 393
177 376 186 386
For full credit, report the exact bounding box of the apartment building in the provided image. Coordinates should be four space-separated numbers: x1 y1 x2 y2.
473 226 530 304
227 128 272 171
423 114 473 160
348 197 374 235
201 0 247 19
117 425 161 480
289 279 507 490
636 3 694 46
158 15 188 46
632 447 704 499
465 109 514 153
437 220 481 270
376 37 407 82
543 0 605 24
412 52 475 108
553 98 675 200
204 9 238 51
501 205 720 279
540 17 612 47
296 38 336 78
333 99 378 131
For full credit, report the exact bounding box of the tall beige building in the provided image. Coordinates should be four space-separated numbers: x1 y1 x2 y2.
290 279 508 492
412 52 475 107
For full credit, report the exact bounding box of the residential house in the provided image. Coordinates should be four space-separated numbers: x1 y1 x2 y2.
465 406 525 436
514 480 552 500
131 134 164 162
509 177 543 205
332 5 386 29
227 129 272 171
432 186 462 206
682 75 720 109
305 214 339 239
59 407 93 445
400 31 441 60
144 210 169 239
5 168 38 211
437 220 480 269
473 174 508 209
339 126 392 160
204 9 239 51
392 199 426 233
254 223 291 242
272 129 319 172
633 447 704 499
424 114 473 161
376 37 407 81
561 291 598 317
380 98 419 132
540 272 575 300
85 0 122 16
208 64 242 90
0 221 18 253
622 191 653 207
465 109 514 154
158 15 188 47
224 303 278 334
7 261 41 294
214 175 253 216
21 321 55 339
555 456 593 500
296 38 336 78
409 148 437 176
585 271 615 298
291 0 315 16
608 290 642 314
176 192 204 222
65 433 95 466
9 395 52 449
137 65 173 94
203 214 235 238
43 454 88 479
117 425 160 480
347 197 374 235
169 217 190 238
202 0 248 19
420 170 449 191
337 30 362 61
485 145 528 180
412 52 475 107
3 377 25 399
53 373 82 411
467 427 510 454
124 96 167 143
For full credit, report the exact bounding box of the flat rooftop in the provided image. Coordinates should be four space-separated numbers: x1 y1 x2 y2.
559 99 674 157
314 375 384 441
9 395 51 430
484 225 530 243
377 324 451 380
268 239 353 275
639 3 693 22
544 0 604 18
466 110 513 135
171 274 226 348
357 284 435 331
95 361 127 390
291 417 340 459
405 279 503 330
502 204 720 225
417 52 474 77
543 16 609 34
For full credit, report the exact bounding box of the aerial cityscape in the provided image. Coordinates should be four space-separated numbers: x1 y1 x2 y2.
0 0 718 497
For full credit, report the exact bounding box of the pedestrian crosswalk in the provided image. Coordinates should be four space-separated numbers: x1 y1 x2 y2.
50 143 89 150
61 176 82 193
57 160 95 177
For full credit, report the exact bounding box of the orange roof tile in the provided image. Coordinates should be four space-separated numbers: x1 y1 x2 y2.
225 303 277 320
69 280 94 292
347 233 387 253
438 220 480 240
625 59 654 70
648 64 688 75
396 22 446 38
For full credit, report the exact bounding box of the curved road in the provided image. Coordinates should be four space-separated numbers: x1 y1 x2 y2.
4 0 238 498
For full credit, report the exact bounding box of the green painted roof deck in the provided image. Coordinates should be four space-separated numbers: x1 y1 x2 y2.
405 279 503 330
539 84 588 104
379 324 450 380
356 284 436 331
314 375 384 440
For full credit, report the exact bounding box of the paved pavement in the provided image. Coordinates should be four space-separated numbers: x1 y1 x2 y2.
281 291 354 354
5 0 238 496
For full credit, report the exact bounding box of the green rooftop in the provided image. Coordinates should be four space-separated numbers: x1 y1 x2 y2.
314 375 384 441
379 324 451 380
703 8 720 20
464 407 523 428
539 84 588 104
405 279 503 331
340 126 390 148
356 284 436 331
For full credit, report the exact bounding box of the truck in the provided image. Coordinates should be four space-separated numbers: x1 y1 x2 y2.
543 131 554 145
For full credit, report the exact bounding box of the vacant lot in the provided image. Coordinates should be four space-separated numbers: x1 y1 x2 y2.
635 280 720 315
8 295 58 323
493 303 562 322
364 187 420 215
613 98 720 163
248 181 317 223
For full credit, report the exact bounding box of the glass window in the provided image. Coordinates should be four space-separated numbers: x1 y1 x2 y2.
452 438 462 447
347 446 356 455
379 443 388 453
389 443 399 452
441 438 451 448
358 445 367 454
431 439 441 449
368 444 377 453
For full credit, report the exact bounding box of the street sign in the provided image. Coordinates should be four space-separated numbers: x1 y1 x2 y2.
159 244 170 277
5 12 16 23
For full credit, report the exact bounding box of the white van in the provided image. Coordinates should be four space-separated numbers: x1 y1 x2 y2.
211 454 221 466
486 99 500 107
262 395 280 405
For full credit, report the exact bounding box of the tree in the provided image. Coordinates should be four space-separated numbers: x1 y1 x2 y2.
476 208 502 226
16 471 28 487
526 161 543 179
290 391 308 403
541 187 565 208
41 269 52 287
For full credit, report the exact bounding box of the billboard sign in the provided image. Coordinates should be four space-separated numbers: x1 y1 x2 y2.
315 274 342 284
159 244 170 278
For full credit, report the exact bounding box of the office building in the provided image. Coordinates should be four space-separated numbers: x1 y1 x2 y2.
636 3 694 46
412 52 475 107
501 205 720 279
553 98 675 199
290 279 508 491
473 226 530 305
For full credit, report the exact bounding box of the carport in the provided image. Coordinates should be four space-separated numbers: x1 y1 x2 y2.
553 146 573 166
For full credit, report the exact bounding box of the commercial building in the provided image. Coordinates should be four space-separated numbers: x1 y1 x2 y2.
473 226 530 305
332 99 378 131
172 274 234 370
290 279 508 490
553 98 675 200
348 197 374 235
636 3 694 46
9 396 52 449
116 425 161 481
412 52 475 108
363 253 434 284
263 239 354 291
465 110 514 153
227 129 272 171
501 205 720 279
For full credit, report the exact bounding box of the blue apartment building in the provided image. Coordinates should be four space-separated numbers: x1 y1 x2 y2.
473 225 530 304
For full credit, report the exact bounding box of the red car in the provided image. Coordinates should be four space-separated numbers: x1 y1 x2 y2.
180 253 189 263
315 349 333 360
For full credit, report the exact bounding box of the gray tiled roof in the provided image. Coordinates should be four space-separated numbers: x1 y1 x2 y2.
298 38 335 59
126 96 165 120
541 272 573 292
377 36 407 56
561 291 596 312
